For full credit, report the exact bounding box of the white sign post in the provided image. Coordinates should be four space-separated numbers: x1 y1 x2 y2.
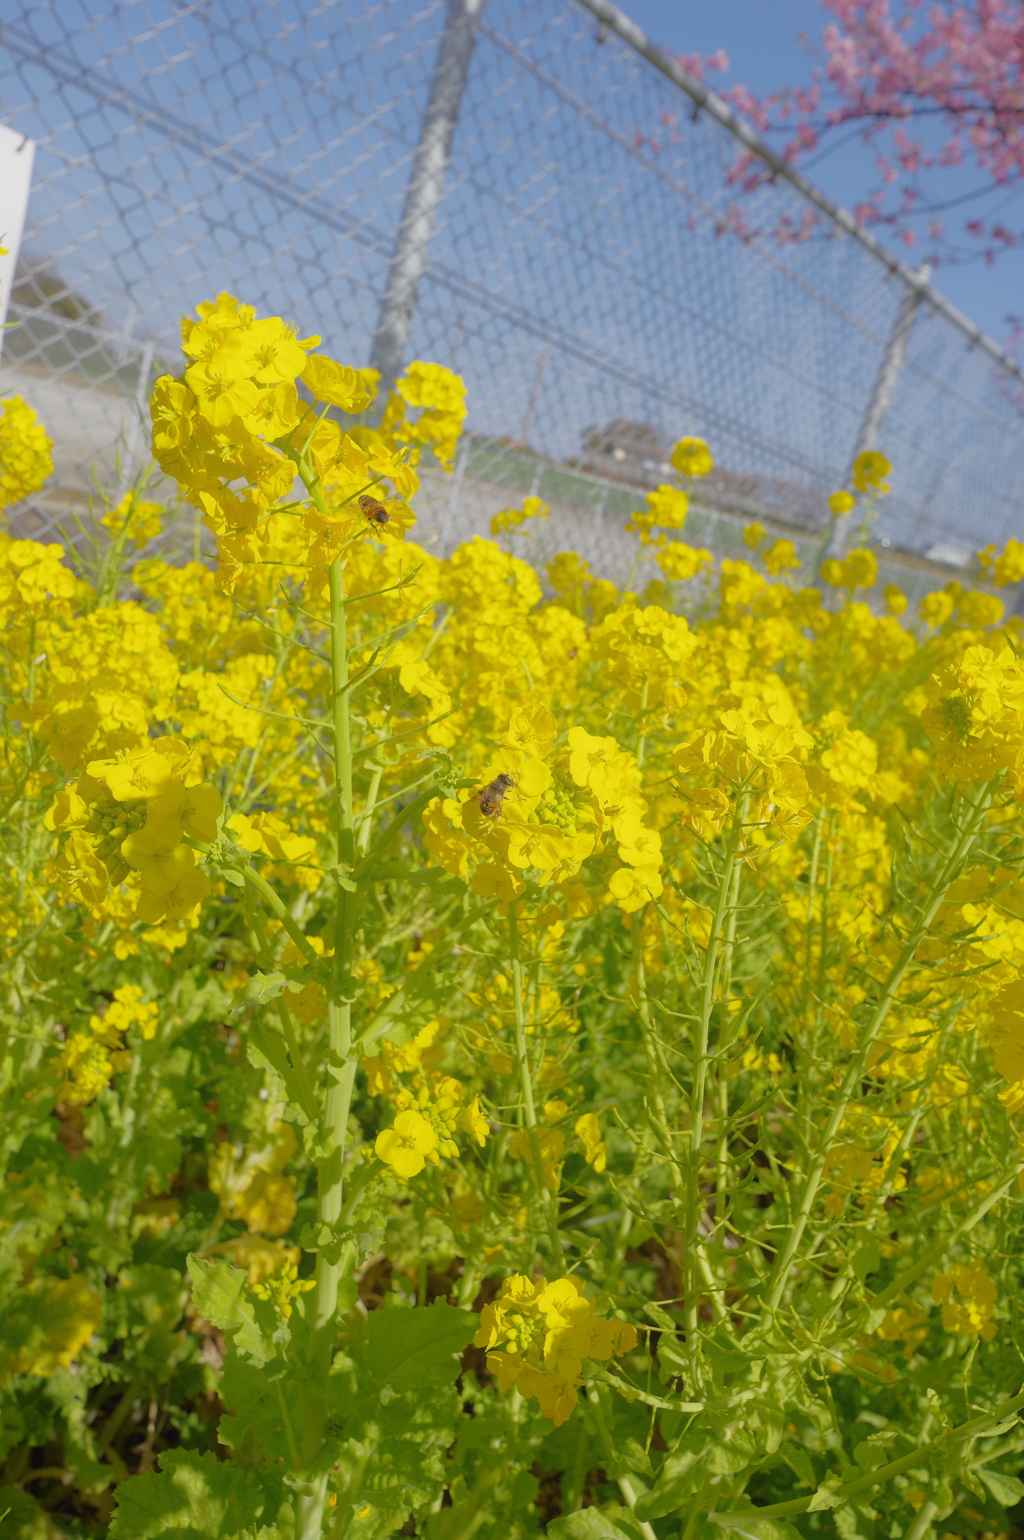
0 124 35 360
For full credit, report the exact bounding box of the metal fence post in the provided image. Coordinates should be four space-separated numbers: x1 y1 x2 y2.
826 264 930 559
369 0 484 404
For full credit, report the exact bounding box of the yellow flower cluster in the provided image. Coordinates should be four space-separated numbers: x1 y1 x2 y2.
827 449 892 521
821 547 878 591
101 490 164 546
979 537 1024 587
921 643 1024 783
250 1258 316 1320
625 472 713 588
473 1274 637 1425
147 292 466 591
674 702 814 842
1 1276 103 1384
209 1122 299 1237
382 357 467 472
931 1262 998 1338
375 1074 488 1180
0 394 54 509
46 739 222 923
424 708 664 910
491 495 549 539
50 984 157 1106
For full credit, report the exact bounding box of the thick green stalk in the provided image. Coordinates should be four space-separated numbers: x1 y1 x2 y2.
903 1499 941 1540
683 804 745 1373
509 902 562 1264
713 797 746 1242
296 555 358 1540
587 1386 658 1540
801 809 824 1024
765 783 993 1312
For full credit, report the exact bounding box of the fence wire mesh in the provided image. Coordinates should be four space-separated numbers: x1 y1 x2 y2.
2 0 1022 601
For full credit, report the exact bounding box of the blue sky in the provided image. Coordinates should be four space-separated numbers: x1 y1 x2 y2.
620 0 1023 347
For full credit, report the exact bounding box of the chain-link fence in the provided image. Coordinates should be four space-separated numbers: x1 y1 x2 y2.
2 0 1022 601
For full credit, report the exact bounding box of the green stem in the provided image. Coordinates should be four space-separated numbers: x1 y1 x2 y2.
684 804 745 1372
765 782 994 1313
587 1385 658 1540
296 551 359 1540
357 764 384 857
509 902 562 1265
248 910 319 1123
714 799 745 1244
903 1500 940 1540
242 865 319 966
802 809 824 1025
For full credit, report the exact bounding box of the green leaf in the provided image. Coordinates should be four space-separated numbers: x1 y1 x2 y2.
358 1298 477 1396
231 971 288 1013
978 1467 1024 1508
218 1357 301 1466
301 1212 387 1266
621 1437 654 1477
643 1301 682 1332
186 1255 272 1365
548 1506 643 1540
246 1019 314 1123
718 1516 805 1540
851 1241 881 1284
834 1502 876 1540
781 1446 817 1490
808 1475 847 1512
109 1448 283 1538
706 1430 756 1475
634 1448 708 1521
0 1484 48 1539
854 1431 896 1473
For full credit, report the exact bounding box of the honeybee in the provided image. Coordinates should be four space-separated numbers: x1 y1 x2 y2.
359 494 390 528
478 772 515 820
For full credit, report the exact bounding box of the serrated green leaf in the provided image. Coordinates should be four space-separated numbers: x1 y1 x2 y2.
109 1448 282 1538
358 1298 477 1396
854 1430 897 1472
218 1357 301 1466
186 1255 272 1365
